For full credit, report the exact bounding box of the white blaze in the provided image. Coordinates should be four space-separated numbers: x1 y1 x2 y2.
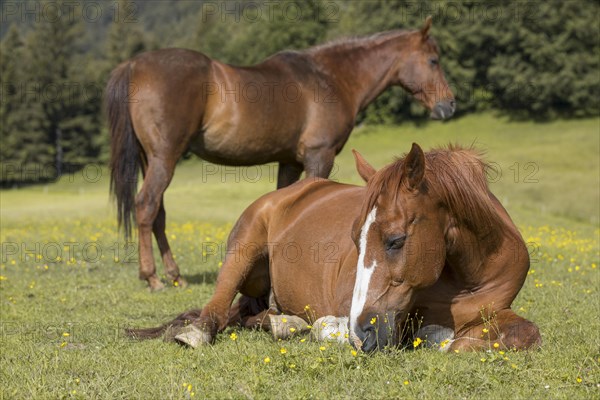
350 207 378 333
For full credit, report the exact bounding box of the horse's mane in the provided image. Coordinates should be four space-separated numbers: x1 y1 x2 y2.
305 30 411 54
305 28 439 55
358 145 506 254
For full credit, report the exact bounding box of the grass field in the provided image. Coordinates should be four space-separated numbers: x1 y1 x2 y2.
1 113 599 399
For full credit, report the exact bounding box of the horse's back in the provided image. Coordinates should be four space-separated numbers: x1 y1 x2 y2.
250 178 363 228
131 48 213 72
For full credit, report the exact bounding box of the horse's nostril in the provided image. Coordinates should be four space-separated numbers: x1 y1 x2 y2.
359 325 378 352
450 100 456 109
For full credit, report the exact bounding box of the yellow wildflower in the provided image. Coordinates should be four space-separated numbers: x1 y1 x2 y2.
413 337 422 348
280 348 287 355
229 332 237 341
263 357 270 364
493 342 500 349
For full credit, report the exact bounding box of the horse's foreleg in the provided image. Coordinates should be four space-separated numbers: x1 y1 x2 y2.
136 159 176 291
277 162 304 188
152 198 187 287
449 309 541 352
303 147 336 179
192 216 269 343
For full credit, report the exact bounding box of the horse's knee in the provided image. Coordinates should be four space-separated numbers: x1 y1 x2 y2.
502 319 542 350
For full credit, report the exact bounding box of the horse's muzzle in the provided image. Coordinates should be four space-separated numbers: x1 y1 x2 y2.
351 313 395 352
430 99 455 120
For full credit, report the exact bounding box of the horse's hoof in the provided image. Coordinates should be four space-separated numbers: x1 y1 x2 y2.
174 325 212 348
312 316 349 343
269 314 309 340
147 277 165 292
172 276 188 289
163 325 189 342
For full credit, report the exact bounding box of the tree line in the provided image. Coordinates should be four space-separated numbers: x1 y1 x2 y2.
1 0 598 184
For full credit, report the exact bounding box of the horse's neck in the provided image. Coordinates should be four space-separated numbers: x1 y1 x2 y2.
445 227 504 288
312 34 408 113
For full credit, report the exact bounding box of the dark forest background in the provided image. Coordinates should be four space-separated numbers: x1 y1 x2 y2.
1 0 599 183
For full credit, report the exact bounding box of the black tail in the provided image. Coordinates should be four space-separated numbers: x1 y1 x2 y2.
105 62 140 239
125 309 203 340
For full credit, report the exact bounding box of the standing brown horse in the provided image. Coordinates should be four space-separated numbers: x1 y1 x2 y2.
127 143 540 353
105 17 455 290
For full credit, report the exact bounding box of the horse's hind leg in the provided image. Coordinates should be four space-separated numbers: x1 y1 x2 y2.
449 309 541 352
152 197 186 287
136 159 177 290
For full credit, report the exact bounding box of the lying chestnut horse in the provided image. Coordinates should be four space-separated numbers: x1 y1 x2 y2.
106 17 455 290
128 143 541 352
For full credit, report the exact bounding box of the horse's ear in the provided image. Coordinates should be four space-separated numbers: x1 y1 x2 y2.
352 149 376 182
421 16 432 40
403 143 425 189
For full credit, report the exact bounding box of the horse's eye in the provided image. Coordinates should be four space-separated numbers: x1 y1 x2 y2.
385 235 406 251
429 58 439 67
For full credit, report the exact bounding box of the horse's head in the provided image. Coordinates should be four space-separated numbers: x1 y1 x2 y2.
348 144 447 352
393 17 455 120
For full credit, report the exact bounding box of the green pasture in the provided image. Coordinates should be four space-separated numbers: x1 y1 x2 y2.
1 113 599 399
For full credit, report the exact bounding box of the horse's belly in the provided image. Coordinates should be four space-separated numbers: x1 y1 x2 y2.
189 124 297 165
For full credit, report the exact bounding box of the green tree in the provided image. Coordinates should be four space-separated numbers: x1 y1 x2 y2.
21 0 101 177
0 24 52 184
105 0 148 68
195 0 330 65
487 1 600 118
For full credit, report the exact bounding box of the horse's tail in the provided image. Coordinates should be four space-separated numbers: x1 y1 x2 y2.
125 309 203 340
105 61 140 239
